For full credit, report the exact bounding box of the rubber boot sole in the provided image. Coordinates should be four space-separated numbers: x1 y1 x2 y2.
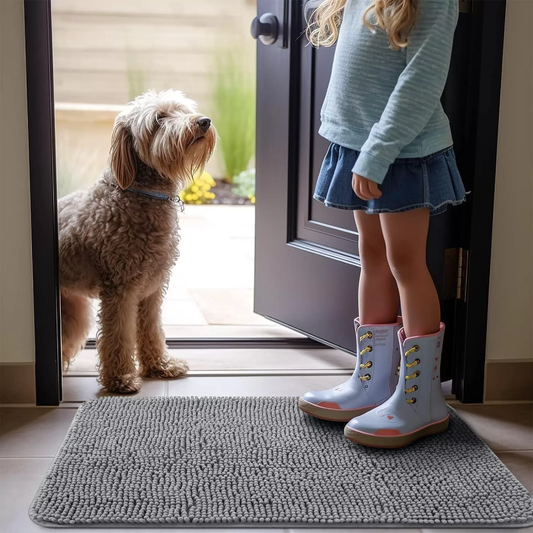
298 397 376 422
344 415 450 448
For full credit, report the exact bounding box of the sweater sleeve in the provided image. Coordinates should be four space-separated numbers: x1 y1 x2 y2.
352 0 458 184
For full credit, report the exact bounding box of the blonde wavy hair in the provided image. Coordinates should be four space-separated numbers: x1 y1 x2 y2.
307 0 419 51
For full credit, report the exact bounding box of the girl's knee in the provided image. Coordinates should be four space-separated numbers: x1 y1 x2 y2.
359 238 389 271
386 246 426 283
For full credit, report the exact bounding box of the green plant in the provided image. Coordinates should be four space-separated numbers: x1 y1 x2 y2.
179 171 217 204
231 168 255 204
213 48 255 183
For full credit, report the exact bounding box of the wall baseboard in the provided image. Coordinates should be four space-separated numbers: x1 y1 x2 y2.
485 360 533 402
0 363 36 404
1 360 531 405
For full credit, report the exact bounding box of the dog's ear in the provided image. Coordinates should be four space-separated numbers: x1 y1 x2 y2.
109 121 137 190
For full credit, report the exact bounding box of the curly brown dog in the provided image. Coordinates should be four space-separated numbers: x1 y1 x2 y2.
59 90 216 393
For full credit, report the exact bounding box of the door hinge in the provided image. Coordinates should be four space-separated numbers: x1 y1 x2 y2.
459 0 473 14
443 247 469 301
457 247 469 302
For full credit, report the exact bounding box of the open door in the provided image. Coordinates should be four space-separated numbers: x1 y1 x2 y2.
253 0 506 397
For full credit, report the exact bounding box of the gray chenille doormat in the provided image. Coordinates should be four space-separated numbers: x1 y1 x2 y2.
30 396 533 528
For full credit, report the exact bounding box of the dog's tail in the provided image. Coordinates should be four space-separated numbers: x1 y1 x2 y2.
61 289 92 371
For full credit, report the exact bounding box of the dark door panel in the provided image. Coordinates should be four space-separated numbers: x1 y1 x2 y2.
297 43 358 254
254 0 506 392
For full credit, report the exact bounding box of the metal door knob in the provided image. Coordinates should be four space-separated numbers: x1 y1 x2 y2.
250 13 278 45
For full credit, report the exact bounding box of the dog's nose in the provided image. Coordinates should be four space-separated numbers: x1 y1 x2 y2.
196 117 211 133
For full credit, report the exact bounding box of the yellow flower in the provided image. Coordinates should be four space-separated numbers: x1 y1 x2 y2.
180 171 217 204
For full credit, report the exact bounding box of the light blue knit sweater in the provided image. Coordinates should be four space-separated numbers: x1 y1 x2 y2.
319 0 458 184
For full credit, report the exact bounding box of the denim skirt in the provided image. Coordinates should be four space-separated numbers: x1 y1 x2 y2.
314 144 466 216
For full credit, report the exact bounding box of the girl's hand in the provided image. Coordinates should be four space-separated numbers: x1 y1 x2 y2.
352 173 382 200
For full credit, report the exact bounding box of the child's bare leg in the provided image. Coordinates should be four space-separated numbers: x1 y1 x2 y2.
379 209 440 337
354 211 400 324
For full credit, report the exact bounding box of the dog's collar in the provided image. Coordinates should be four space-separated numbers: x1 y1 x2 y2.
123 187 185 210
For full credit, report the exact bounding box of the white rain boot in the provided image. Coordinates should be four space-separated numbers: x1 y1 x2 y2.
344 323 449 448
298 317 402 422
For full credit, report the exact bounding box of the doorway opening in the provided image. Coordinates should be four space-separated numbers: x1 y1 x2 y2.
52 0 306 379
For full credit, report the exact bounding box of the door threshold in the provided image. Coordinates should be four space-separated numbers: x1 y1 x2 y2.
64 368 355 378
84 337 326 350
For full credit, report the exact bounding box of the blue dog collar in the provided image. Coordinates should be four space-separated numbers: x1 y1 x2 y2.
125 187 184 210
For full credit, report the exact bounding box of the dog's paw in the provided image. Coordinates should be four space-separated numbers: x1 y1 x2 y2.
102 374 143 394
141 357 189 379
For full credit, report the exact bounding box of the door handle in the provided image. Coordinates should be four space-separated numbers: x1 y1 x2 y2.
250 13 279 45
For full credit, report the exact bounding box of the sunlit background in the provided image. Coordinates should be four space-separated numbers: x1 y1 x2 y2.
52 0 296 363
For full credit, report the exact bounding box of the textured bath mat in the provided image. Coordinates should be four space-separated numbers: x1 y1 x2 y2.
30 396 533 528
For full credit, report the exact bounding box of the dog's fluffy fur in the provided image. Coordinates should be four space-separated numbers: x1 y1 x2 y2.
59 90 216 393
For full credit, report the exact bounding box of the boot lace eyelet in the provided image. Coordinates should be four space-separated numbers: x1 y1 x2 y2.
404 384 418 394
406 397 417 404
359 345 373 356
406 358 420 368
359 374 371 381
405 370 420 380
359 361 373 369
405 345 420 357
359 331 373 341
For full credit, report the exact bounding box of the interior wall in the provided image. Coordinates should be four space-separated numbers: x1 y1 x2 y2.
485 0 533 361
0 0 35 364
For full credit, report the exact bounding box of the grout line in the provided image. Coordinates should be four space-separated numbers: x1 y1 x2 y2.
0 404 68 408
486 359 533 364
0 456 56 460
3 399 531 409
482 400 533 405
493 449 533 453
449 400 533 406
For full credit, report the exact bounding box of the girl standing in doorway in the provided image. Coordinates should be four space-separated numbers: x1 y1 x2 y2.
298 0 465 448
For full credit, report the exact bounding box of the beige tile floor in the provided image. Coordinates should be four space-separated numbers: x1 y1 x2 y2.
1 347 533 533
7 207 533 530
